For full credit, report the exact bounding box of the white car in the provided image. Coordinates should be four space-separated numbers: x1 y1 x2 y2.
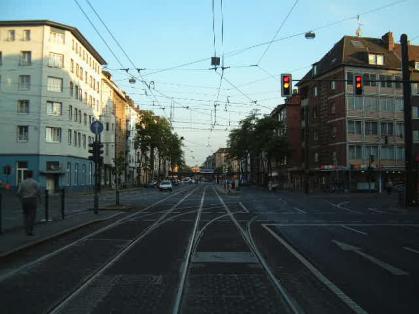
159 180 173 191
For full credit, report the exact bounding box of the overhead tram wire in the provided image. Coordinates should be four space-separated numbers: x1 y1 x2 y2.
256 0 299 65
138 0 406 78
73 0 124 68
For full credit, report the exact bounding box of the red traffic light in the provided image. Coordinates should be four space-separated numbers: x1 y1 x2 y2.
354 75 363 95
281 73 292 97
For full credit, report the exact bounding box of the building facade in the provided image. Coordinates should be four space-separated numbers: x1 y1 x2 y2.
0 20 106 191
298 32 418 192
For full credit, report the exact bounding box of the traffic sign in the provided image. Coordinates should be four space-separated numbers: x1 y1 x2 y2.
90 120 104 135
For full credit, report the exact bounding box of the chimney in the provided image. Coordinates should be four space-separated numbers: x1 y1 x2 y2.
382 32 394 51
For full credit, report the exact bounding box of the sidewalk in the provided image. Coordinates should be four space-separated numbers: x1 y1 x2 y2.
0 209 123 258
215 184 240 195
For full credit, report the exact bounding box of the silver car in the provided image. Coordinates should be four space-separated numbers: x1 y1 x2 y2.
159 180 173 192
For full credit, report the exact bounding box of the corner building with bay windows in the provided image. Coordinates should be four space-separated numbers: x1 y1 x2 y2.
0 20 107 191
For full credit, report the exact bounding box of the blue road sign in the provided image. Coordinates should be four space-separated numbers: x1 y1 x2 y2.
90 120 104 135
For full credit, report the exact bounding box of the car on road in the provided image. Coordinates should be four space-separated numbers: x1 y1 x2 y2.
159 180 173 192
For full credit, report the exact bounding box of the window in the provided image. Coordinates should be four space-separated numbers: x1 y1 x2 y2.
80 67 83 80
313 86 318 96
46 127 61 143
330 80 336 90
75 85 79 99
17 100 29 113
415 62 419 70
396 123 404 138
47 77 63 92
50 31 64 44
364 96 378 112
67 162 72 186
347 95 363 110
381 122 394 136
16 161 28 185
105 143 109 156
368 53 384 65
412 106 419 119
74 108 78 122
330 102 336 114
70 82 74 97
396 147 405 161
79 110 82 123
313 65 317 76
379 75 386 88
383 97 395 112
370 74 377 87
106 122 109 131
7 30 15 41
364 146 378 161
83 135 86 148
332 126 337 138
73 130 77 146
18 75 30 90
17 126 28 142
395 76 401 89
363 73 370 86
76 64 79 77
78 132 81 147
348 120 362 135
314 152 319 162
82 164 86 185
395 98 403 112
365 121 378 135
381 146 394 160
23 30 31 41
349 145 362 159
48 52 64 68
347 72 353 85
85 71 87 83
75 163 79 186
386 75 392 88
47 101 62 115
84 113 87 125
71 59 74 73
414 130 419 143
68 129 72 145
20 51 31 66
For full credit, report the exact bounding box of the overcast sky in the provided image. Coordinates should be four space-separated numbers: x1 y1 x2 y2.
1 0 418 166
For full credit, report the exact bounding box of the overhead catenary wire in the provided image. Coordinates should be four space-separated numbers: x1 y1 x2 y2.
256 0 299 65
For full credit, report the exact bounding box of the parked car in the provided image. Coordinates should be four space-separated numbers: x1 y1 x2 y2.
146 180 158 188
159 180 173 192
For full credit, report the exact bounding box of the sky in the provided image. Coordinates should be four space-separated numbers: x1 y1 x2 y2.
1 0 418 166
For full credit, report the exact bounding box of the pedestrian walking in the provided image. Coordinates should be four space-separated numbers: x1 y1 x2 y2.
17 171 41 236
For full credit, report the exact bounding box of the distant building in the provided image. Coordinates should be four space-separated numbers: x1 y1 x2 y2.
297 31 419 192
0 20 106 190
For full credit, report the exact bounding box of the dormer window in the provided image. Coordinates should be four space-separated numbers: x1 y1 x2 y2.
368 53 384 65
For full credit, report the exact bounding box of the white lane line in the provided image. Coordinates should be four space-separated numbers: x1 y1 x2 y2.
368 208 385 214
333 240 409 276
264 223 419 227
327 201 362 214
403 246 419 254
293 207 306 214
341 225 368 236
238 202 250 213
263 225 367 314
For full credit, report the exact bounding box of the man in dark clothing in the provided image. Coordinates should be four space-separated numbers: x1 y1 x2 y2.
17 171 41 236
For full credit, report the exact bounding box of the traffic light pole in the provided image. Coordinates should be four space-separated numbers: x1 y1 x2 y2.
93 134 99 214
401 34 416 207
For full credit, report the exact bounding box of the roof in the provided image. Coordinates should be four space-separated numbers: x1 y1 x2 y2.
0 20 106 65
298 33 408 86
215 148 229 154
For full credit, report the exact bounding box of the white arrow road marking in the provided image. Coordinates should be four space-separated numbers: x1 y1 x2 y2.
238 202 250 213
293 207 306 214
341 225 368 236
333 240 409 276
368 208 385 214
403 247 419 254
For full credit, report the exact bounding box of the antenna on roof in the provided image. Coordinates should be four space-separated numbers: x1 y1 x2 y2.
355 15 363 37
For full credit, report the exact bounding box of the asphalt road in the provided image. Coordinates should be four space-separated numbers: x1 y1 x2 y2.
1 183 419 313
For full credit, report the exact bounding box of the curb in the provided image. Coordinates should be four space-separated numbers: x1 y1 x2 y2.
0 212 123 259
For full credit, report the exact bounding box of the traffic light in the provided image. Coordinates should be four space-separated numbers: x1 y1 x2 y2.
354 75 363 95
88 141 104 164
281 74 292 97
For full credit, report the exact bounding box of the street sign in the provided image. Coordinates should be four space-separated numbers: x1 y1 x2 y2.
90 120 104 135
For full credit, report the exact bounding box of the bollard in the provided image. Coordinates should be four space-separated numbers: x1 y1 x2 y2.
44 189 50 222
0 192 2 234
61 188 65 219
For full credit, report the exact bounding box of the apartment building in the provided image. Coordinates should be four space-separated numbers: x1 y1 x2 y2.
298 32 418 192
0 20 106 191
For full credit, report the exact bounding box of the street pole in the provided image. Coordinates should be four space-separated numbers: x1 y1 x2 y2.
94 134 99 214
304 106 310 194
400 34 416 206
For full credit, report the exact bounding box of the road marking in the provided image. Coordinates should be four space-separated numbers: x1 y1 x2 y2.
238 202 250 213
327 201 362 214
368 208 385 214
333 240 409 276
403 246 419 254
264 223 419 227
293 207 306 214
341 225 368 236
263 225 367 314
